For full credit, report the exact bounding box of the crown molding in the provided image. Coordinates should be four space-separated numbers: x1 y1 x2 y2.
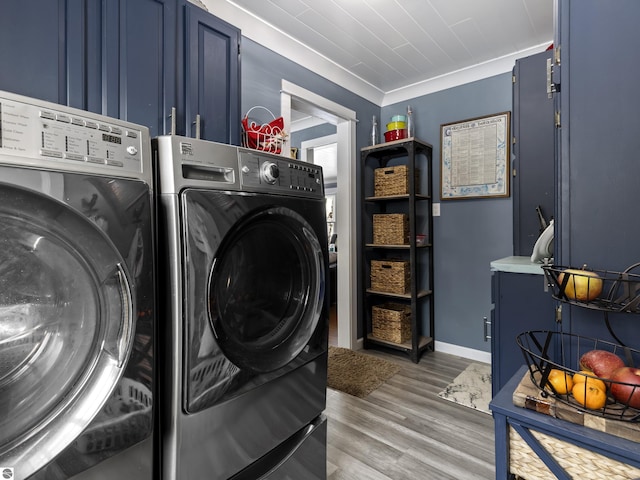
210 2 550 107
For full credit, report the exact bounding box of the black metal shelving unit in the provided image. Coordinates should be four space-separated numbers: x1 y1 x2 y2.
361 137 434 363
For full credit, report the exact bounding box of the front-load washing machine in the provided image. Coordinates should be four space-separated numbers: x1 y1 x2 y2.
153 136 328 480
0 91 156 479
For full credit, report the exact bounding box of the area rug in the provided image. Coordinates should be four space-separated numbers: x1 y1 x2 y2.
437 363 492 414
327 346 401 398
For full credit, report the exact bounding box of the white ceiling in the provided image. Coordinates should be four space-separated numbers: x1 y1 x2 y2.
205 0 554 105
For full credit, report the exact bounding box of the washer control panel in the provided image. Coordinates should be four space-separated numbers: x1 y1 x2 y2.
239 149 324 197
0 92 147 174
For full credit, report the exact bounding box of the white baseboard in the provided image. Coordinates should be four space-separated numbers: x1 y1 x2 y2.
435 341 492 365
351 338 491 365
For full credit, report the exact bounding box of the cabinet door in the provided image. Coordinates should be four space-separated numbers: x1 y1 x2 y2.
491 271 556 397
512 49 555 256
102 0 177 137
183 3 241 144
555 0 640 348
0 0 86 107
556 0 640 272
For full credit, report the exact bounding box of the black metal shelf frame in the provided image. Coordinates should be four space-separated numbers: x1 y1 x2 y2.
360 138 434 363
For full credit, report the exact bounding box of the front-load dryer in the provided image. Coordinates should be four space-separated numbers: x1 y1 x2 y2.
0 90 156 479
153 136 328 480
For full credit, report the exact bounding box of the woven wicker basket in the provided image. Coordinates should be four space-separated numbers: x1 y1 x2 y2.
372 303 411 343
370 259 410 294
374 165 419 197
372 213 409 245
509 425 640 479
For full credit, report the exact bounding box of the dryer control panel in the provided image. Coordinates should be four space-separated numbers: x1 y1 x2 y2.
239 150 324 198
153 135 324 198
0 90 150 178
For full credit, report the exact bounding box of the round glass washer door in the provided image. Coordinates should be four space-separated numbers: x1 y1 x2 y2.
208 206 325 373
0 184 134 477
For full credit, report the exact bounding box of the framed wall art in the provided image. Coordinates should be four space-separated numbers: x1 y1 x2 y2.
440 111 511 200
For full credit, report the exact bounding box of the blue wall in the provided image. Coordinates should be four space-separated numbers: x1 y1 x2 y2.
242 36 515 354
383 75 513 353
241 38 378 149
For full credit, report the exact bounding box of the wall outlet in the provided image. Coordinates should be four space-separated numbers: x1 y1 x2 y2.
433 203 441 216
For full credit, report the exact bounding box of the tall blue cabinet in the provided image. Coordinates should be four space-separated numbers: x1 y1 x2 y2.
512 48 555 256
553 0 640 344
490 48 557 396
492 2 640 477
0 0 240 144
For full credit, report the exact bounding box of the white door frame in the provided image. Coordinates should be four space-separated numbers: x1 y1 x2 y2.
281 80 358 350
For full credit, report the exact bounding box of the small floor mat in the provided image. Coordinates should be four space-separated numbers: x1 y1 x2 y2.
327 346 401 398
437 362 492 414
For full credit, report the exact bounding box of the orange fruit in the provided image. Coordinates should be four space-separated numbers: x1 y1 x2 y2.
545 369 574 395
572 370 607 392
572 382 607 410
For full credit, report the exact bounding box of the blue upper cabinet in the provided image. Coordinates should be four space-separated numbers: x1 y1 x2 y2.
554 0 640 342
0 0 241 143
102 0 240 141
555 0 640 273
182 2 241 144
101 0 177 138
512 49 555 256
0 0 88 108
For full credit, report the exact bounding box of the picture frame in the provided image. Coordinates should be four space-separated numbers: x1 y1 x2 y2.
440 111 511 200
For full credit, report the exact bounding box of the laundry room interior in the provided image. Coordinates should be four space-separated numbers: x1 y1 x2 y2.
2 1 640 479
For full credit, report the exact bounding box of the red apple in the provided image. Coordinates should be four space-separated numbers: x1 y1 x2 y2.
579 350 626 379
610 367 640 409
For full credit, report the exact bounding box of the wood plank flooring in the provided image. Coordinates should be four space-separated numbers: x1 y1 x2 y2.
325 334 496 479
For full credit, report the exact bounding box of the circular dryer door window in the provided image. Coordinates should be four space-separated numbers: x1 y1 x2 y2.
0 184 134 477
208 206 325 373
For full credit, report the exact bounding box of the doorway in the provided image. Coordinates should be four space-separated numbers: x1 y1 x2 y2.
280 81 358 349
301 135 338 345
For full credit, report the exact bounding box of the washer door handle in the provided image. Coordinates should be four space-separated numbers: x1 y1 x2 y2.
115 262 134 367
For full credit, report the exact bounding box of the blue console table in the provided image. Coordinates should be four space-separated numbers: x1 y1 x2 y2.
490 366 640 479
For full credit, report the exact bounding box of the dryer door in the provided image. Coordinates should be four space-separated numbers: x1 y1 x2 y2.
208 205 324 372
0 184 134 478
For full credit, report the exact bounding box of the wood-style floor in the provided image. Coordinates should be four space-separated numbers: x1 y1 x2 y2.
325 305 496 479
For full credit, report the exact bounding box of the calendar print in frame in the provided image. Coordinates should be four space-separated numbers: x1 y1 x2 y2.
440 111 511 200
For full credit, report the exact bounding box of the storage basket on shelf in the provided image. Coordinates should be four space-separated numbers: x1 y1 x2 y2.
517 330 640 422
374 165 419 197
372 213 408 245
370 259 410 294
241 106 287 154
372 303 411 343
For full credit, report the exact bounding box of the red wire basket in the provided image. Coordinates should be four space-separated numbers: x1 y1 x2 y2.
518 330 640 422
241 106 287 154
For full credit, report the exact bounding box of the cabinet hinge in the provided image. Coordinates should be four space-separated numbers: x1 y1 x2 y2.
512 136 516 144
554 45 561 65
554 111 561 129
512 74 516 84
512 167 517 177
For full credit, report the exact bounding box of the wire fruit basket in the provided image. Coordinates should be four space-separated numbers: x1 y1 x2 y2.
542 263 640 313
518 330 640 422
241 106 287 154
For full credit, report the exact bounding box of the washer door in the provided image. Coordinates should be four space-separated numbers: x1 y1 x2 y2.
208 206 325 373
0 184 134 477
